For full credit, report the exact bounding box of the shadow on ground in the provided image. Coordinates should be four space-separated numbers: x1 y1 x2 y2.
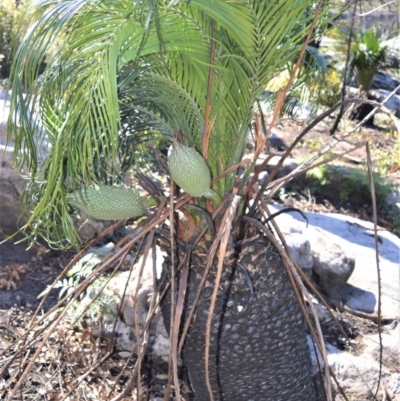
0 238 72 311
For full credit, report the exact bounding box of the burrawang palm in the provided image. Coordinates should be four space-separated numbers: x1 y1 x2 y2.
7 0 333 400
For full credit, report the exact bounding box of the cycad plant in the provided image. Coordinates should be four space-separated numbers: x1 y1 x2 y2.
7 0 331 399
348 26 388 124
350 27 388 93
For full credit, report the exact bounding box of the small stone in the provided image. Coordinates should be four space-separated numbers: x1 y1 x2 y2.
309 233 355 295
285 233 314 274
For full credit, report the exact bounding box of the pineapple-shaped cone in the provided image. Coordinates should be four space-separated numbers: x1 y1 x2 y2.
68 184 146 220
168 142 211 198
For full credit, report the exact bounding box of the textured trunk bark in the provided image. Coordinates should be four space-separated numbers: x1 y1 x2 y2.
349 93 375 125
158 230 317 401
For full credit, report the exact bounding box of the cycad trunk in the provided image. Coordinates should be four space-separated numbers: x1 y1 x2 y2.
158 226 317 401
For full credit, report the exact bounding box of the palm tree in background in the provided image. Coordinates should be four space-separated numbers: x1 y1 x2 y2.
349 26 389 123
7 0 331 399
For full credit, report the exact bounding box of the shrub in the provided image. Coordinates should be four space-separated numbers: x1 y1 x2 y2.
319 68 342 107
371 131 400 175
306 164 392 207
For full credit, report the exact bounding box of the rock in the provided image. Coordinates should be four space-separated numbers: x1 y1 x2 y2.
74 216 112 242
369 88 400 118
264 156 298 178
308 322 400 401
269 211 355 294
387 191 400 206
78 244 170 360
275 224 314 275
268 131 288 151
151 312 170 363
1 94 31 235
246 130 287 152
0 168 28 236
346 85 400 119
92 315 135 351
309 232 355 295
256 170 269 185
268 204 400 320
253 154 298 179
285 233 314 274
0 95 28 236
386 186 400 216
372 72 400 92
382 36 400 69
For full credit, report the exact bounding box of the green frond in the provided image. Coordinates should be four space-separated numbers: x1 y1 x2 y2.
350 27 388 92
7 0 333 247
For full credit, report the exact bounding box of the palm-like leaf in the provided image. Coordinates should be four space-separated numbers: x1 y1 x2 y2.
8 0 329 246
351 27 388 92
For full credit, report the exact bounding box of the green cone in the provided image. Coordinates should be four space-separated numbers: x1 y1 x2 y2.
168 143 211 197
68 184 146 220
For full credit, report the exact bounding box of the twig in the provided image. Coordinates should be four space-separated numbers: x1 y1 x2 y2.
329 299 388 324
330 0 358 135
249 94 399 210
204 194 241 401
167 173 180 401
366 143 383 401
148 141 170 174
356 1 394 16
108 233 163 401
177 196 232 354
108 237 146 353
0 220 125 361
185 204 216 238
354 84 400 129
265 141 367 200
134 229 157 398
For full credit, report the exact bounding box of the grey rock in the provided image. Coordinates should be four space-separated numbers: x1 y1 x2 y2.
74 215 111 242
267 213 314 275
372 72 400 92
80 245 170 359
269 213 355 291
382 36 400 69
369 88 400 118
0 122 29 235
387 188 400 216
269 204 400 319
268 131 288 151
309 232 355 296
308 323 400 401
252 154 298 179
256 170 269 185
91 314 135 351
284 233 314 275
346 85 400 118
151 313 170 363
264 155 298 178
